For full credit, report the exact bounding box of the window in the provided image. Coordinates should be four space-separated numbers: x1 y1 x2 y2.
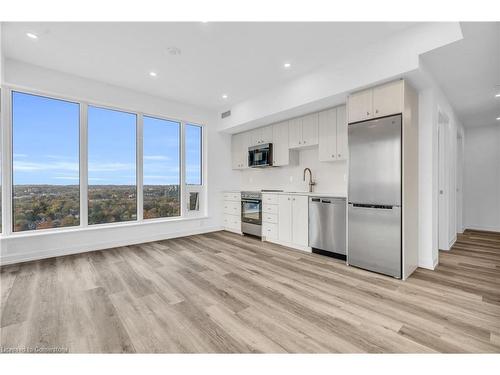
88 106 137 225
185 124 202 185
143 116 180 219
12 91 80 232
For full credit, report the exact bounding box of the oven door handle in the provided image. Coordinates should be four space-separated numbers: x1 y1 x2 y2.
241 199 262 204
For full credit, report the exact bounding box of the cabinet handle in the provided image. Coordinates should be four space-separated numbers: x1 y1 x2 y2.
303 140 306 144
366 111 370 116
288 197 290 201
331 154 335 158
299 141 302 144
375 109 379 114
338 154 341 157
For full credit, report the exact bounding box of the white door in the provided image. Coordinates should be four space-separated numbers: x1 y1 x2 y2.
278 195 292 242
288 117 302 148
318 108 337 161
438 115 449 250
261 125 273 144
348 89 373 123
456 134 463 234
292 195 309 247
336 105 348 160
372 80 403 118
301 113 319 146
272 121 289 166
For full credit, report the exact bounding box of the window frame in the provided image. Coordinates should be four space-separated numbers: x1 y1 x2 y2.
1 85 206 237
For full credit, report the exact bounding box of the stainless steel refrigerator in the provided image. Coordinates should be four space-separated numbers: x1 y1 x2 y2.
348 114 402 278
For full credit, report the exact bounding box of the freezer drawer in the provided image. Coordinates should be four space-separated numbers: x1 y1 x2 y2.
348 204 401 278
309 197 346 255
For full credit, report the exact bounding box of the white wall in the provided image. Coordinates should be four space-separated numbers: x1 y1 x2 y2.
417 69 464 269
464 124 500 232
240 148 347 196
0 59 239 265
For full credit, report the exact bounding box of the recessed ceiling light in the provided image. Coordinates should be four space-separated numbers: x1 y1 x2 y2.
496 117 500 121
495 93 500 98
26 32 38 40
222 94 228 99
283 62 291 69
149 71 157 77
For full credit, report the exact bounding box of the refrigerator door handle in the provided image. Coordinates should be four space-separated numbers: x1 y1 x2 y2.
350 203 396 210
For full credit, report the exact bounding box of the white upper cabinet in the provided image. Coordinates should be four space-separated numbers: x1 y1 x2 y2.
336 105 348 160
249 125 273 146
348 89 373 123
231 132 249 170
301 113 319 146
318 108 337 161
318 105 347 162
272 121 290 166
288 117 302 148
372 80 403 118
348 80 404 123
288 113 318 149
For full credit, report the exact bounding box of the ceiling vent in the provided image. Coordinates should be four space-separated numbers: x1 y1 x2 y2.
221 110 231 119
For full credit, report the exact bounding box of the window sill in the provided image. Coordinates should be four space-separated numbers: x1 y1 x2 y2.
0 214 210 239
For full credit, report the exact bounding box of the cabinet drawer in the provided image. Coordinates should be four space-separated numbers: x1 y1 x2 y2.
262 194 279 205
223 201 241 215
223 192 241 201
263 204 278 214
262 213 278 224
262 223 278 240
224 214 241 230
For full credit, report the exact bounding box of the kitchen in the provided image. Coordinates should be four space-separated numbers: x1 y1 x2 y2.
224 79 419 280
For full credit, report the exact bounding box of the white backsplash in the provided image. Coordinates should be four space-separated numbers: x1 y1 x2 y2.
239 148 348 195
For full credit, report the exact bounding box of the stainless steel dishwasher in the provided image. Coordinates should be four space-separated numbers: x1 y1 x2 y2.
309 196 346 259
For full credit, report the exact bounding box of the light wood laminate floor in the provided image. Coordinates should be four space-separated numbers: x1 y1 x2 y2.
1 229 499 353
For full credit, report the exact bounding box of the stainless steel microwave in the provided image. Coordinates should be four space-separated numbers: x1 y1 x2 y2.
248 143 273 168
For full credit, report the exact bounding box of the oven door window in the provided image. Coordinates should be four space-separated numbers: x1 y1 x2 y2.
241 200 262 224
249 148 269 167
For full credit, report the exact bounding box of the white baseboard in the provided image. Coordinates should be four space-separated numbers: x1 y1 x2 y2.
0 226 224 266
418 257 438 270
464 225 500 233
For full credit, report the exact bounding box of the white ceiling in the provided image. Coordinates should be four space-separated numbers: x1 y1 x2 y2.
421 22 500 128
3 22 417 111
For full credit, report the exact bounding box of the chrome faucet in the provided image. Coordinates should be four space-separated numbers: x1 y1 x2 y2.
303 168 316 193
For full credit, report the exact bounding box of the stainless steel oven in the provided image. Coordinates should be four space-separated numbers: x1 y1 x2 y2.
248 143 273 168
241 191 262 237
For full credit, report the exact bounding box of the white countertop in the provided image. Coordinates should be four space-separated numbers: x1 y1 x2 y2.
224 190 346 198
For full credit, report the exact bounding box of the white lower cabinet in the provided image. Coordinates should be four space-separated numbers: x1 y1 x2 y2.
268 194 309 251
290 195 309 247
223 192 241 233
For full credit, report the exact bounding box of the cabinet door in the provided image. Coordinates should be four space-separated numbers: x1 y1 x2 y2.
272 121 289 166
301 113 319 146
238 132 250 169
249 128 262 146
373 80 403 118
278 195 292 243
348 89 373 123
231 134 242 169
261 125 273 144
292 195 309 247
336 105 348 160
318 108 337 161
288 117 302 148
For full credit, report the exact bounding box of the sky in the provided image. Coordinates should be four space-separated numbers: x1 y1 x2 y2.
12 91 201 186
